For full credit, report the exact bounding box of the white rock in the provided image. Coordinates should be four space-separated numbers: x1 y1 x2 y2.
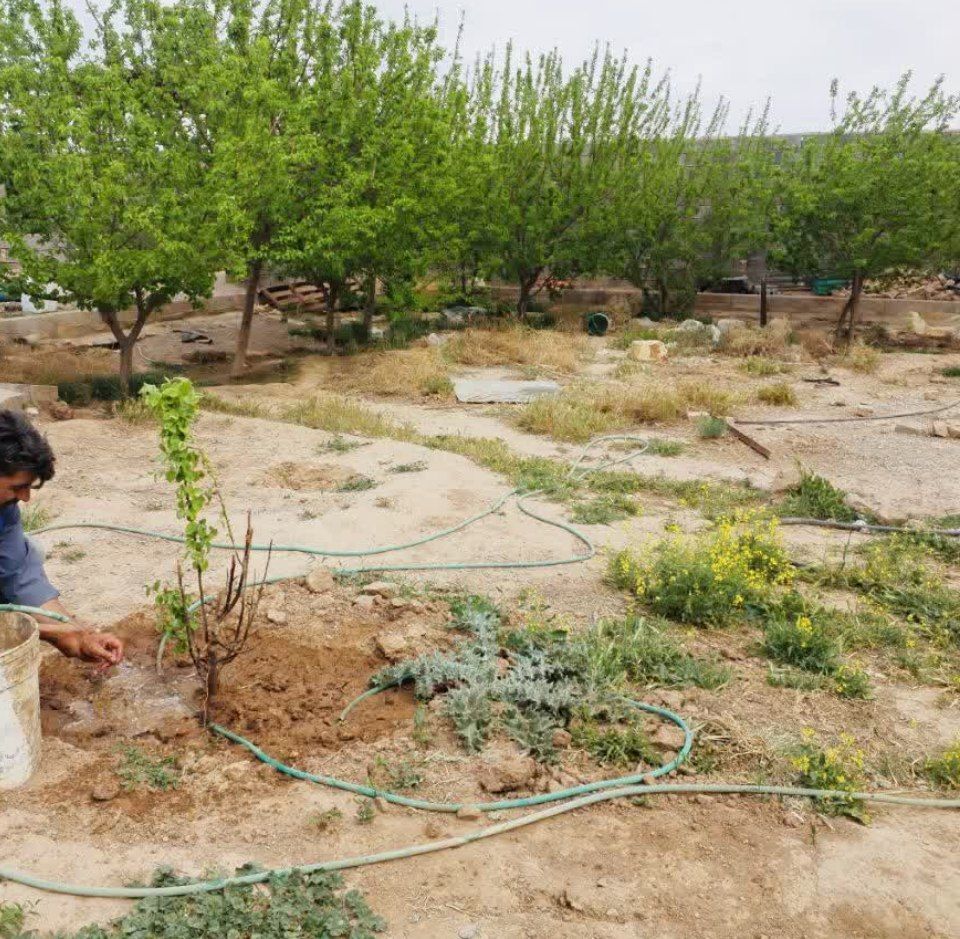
627 339 668 363
266 609 287 625
353 594 376 610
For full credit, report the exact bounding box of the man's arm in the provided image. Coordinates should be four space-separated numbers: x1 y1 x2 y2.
0 509 123 666
35 597 124 666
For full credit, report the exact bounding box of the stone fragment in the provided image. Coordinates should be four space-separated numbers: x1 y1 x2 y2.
305 566 336 594
375 631 408 661
90 779 120 802
362 580 400 598
478 756 537 794
627 339 668 362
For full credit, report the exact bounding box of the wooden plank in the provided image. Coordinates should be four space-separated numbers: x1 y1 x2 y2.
726 421 771 460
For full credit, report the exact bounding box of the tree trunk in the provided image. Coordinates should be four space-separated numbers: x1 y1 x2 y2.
232 260 262 379
362 273 376 335
325 283 340 354
202 654 218 726
759 277 768 328
658 278 669 318
835 270 864 345
118 340 135 393
101 295 149 396
517 272 539 319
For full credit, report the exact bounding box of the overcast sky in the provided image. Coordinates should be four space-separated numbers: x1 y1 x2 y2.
377 0 956 132
64 0 957 133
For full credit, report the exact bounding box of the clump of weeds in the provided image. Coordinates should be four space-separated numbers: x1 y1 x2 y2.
115 744 180 792
789 729 870 822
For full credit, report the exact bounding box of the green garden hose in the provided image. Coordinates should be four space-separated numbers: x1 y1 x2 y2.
1 433 959 902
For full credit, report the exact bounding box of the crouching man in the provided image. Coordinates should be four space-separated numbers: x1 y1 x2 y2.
0 410 123 665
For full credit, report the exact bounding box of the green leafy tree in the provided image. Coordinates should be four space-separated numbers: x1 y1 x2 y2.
0 0 221 391
464 45 664 316
774 75 960 341
275 2 446 348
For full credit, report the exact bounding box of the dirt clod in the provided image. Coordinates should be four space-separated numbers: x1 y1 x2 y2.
305 567 336 594
362 580 400 598
456 805 483 820
90 779 120 802
479 756 538 794
375 632 408 661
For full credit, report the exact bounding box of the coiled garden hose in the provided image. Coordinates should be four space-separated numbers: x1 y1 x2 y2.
1 433 959 902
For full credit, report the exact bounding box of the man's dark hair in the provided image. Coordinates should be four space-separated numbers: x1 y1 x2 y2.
0 410 55 484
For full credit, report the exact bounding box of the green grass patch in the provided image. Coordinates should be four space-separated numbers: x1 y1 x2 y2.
336 475 377 493
778 470 859 522
940 366 960 378
738 356 791 376
115 744 180 792
570 720 659 767
570 493 640 525
755 382 798 406
388 460 428 474
19 504 52 532
696 415 727 439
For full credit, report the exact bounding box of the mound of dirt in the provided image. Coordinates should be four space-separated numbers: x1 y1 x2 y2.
210 629 416 756
261 460 353 490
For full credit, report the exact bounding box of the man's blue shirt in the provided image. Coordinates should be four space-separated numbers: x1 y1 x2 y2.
0 502 58 607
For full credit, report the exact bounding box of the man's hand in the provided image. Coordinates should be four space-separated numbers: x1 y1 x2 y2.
52 630 124 666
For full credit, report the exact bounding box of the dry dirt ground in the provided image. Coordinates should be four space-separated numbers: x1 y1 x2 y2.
2 329 960 937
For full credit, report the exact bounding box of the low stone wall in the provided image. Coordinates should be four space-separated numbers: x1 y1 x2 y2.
489 283 960 328
0 293 246 341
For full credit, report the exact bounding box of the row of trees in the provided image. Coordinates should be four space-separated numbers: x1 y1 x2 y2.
2 0 959 386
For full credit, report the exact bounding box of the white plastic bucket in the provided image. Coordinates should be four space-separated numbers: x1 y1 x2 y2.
0 612 41 790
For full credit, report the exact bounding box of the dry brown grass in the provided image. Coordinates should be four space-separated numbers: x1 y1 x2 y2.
0 339 116 385
442 325 593 373
837 342 881 374
330 347 453 399
754 381 799 407
513 376 742 442
717 319 795 358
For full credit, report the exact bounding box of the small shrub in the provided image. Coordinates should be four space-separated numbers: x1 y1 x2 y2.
310 808 343 832
610 511 794 627
923 740 960 789
844 343 881 374
790 730 869 822
574 616 730 690
778 470 858 522
832 662 872 699
755 382 798 406
0 902 26 938
571 719 659 767
317 435 367 454
941 366 960 378
19 504 52 532
570 493 640 525
767 666 829 692
697 415 727 438
59 868 386 937
739 356 789 376
337 475 377 492
355 800 376 824
762 613 840 674
388 460 428 474
113 397 154 424
115 744 180 791
645 437 684 457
